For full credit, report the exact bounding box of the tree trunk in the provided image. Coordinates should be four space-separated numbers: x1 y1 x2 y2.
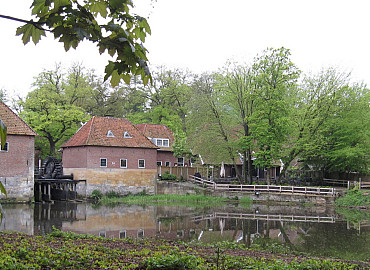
266 168 271 185
247 149 253 184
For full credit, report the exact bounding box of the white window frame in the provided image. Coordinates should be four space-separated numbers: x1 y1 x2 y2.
107 130 115 137
120 159 127 168
123 131 132 138
165 161 171 167
138 159 145 168
0 142 9 152
119 230 127 239
100 158 107 167
153 138 169 147
157 161 162 167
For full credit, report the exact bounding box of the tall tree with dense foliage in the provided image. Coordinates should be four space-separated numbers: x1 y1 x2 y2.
217 63 257 184
20 64 90 157
0 0 152 86
278 69 356 181
188 73 244 182
251 48 300 183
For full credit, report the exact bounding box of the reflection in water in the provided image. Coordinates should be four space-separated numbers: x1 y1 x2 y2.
0 202 369 260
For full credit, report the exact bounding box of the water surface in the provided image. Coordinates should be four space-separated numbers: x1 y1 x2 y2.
1 202 368 261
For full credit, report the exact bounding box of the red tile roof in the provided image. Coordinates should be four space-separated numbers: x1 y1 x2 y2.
135 123 175 151
0 102 37 136
61 116 158 149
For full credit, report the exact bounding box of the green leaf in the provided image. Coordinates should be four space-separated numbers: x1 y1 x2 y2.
31 0 49 16
110 70 122 87
90 1 108 18
53 0 71 11
122 73 131 85
16 24 46 45
0 181 7 197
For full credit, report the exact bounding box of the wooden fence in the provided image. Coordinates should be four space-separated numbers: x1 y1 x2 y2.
192 212 336 223
323 178 370 190
188 175 336 196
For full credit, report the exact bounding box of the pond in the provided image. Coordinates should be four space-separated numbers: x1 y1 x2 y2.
0 202 369 261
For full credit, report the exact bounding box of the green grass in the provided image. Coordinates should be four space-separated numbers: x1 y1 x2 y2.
99 194 252 207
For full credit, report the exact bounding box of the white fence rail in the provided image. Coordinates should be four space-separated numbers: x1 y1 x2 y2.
192 212 336 223
188 175 335 196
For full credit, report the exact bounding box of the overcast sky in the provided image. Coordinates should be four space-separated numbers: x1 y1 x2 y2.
1 0 370 98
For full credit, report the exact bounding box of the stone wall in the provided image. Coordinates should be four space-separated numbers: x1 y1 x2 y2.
64 168 157 195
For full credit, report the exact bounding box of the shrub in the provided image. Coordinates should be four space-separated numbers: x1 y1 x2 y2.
161 171 177 181
91 189 103 200
142 253 201 269
105 190 121 198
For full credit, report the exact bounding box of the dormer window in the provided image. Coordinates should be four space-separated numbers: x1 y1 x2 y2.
153 138 169 147
107 130 115 137
123 131 132 138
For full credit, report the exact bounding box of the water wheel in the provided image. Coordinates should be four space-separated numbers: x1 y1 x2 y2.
41 157 63 179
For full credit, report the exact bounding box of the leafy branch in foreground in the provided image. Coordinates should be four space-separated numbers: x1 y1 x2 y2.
0 0 152 86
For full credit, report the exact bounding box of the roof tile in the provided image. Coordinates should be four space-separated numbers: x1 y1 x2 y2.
0 102 37 136
61 116 158 149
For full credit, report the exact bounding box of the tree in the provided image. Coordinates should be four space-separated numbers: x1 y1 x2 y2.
0 0 152 86
20 64 90 157
217 62 257 184
188 73 244 183
251 48 300 184
301 81 370 175
278 68 355 181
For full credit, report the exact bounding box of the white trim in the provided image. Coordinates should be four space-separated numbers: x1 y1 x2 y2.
0 142 9 152
107 130 115 137
123 131 132 138
120 158 127 168
138 159 145 168
153 138 169 147
100 158 107 167
157 161 162 167
165 161 171 167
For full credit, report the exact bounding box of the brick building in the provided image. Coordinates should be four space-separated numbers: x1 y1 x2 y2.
135 123 180 167
0 102 37 201
61 116 159 195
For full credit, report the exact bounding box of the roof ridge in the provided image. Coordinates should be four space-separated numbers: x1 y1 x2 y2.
86 116 95 145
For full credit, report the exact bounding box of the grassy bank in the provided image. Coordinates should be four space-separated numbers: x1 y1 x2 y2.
98 194 252 206
335 188 370 208
0 230 366 269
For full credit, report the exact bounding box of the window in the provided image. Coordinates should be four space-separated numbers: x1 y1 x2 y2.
165 161 171 167
99 231 106 237
157 161 162 167
100 158 107 167
123 131 132 138
138 159 145 168
153 138 169 147
0 142 8 152
120 159 127 168
119 230 127 239
177 157 184 167
107 130 115 137
137 229 144 239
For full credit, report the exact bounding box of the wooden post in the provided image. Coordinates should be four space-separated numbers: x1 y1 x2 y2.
359 178 362 190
